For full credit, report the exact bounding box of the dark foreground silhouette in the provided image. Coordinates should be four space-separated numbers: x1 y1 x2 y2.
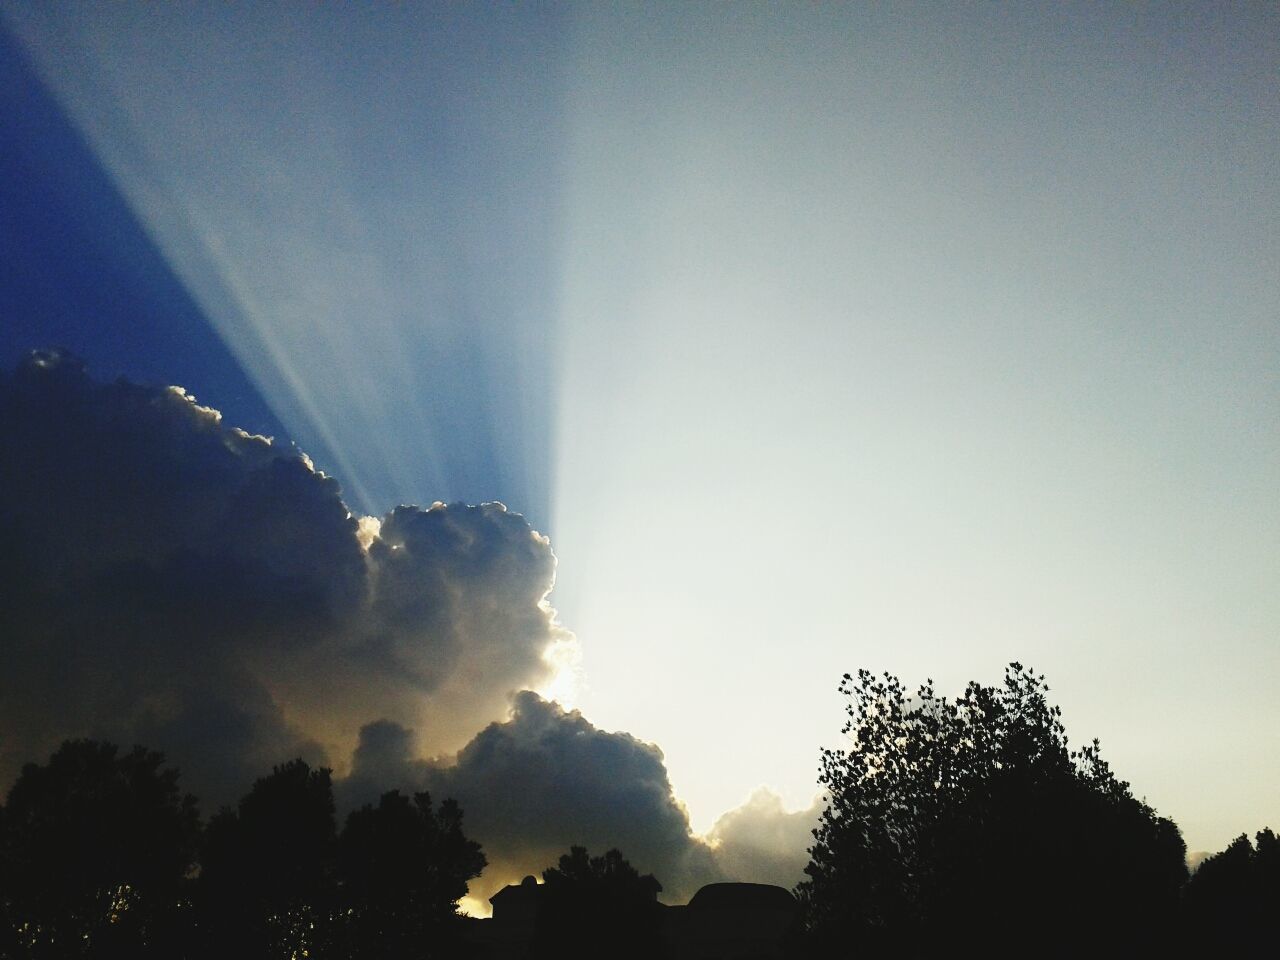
1 666 1275 959
0 744 483 959
799 664 1194 958
789 664 1276 957
471 862 800 960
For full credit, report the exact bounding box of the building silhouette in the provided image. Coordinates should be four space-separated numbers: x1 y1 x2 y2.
465 878 799 959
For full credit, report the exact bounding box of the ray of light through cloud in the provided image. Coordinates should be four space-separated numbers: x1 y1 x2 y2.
3 2 565 524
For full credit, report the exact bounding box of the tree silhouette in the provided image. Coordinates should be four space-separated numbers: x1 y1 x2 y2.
337 789 486 959
0 740 200 958
195 758 337 959
797 664 1187 957
1184 827 1277 952
533 846 663 960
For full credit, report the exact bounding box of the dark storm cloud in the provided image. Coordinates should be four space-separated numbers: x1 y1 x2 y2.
1 352 812 901
0 351 564 806
343 693 725 904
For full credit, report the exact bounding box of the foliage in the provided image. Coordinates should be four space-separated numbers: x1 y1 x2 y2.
0 742 491 958
0 740 200 958
338 789 486 959
542 845 662 898
797 664 1187 956
195 758 338 958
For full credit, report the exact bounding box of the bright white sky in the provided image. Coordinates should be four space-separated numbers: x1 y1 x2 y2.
7 3 1277 854
551 5 1279 846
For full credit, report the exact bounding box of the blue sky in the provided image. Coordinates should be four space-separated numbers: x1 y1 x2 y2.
3 1 1277 860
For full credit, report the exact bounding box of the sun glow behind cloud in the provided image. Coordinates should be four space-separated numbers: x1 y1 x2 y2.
532 618 583 711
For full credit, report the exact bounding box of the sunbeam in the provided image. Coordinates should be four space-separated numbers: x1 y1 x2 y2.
3 3 565 526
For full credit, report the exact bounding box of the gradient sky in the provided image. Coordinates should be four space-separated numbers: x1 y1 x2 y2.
3 1 1276 859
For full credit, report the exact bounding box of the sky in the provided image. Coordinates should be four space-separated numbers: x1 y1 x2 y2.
2 0 1277 904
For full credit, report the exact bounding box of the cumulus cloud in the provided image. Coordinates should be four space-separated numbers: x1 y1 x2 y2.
706 787 822 890
0 351 568 806
266 499 572 770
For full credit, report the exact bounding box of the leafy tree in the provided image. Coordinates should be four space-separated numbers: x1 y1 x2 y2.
0 740 200 958
542 846 661 896
1184 827 1278 952
534 846 663 960
797 664 1187 957
337 789 486 959
195 759 337 959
